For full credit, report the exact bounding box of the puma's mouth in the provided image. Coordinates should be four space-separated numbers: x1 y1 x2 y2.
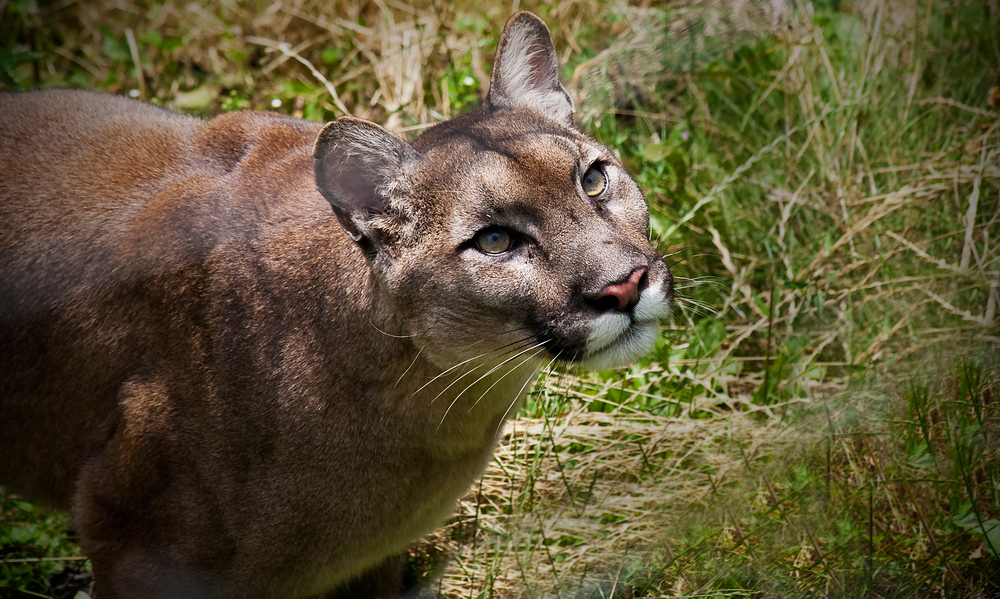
577 282 672 371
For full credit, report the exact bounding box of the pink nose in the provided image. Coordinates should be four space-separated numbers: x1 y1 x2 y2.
596 267 646 311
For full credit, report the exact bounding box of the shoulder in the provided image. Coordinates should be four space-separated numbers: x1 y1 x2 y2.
196 109 321 174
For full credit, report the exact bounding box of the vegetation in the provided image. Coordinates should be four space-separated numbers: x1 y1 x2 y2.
2 0 997 597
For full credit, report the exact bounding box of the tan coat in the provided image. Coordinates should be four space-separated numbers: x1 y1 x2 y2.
0 12 671 598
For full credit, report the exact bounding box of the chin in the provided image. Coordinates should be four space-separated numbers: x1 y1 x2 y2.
578 320 660 371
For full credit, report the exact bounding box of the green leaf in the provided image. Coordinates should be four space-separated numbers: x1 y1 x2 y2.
649 210 674 239
142 30 163 48
0 48 42 89
954 514 1000 558
100 27 131 64
642 142 671 162
321 47 343 65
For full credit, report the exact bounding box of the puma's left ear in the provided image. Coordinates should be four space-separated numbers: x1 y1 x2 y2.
313 117 417 250
487 11 575 125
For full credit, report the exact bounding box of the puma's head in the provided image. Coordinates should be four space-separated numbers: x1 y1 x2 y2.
314 12 672 371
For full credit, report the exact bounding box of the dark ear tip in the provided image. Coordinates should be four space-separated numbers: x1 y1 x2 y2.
507 11 546 27
314 118 350 159
503 11 553 41
314 118 409 178
315 117 383 149
314 121 338 156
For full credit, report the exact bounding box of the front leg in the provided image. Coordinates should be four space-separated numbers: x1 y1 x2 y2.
317 555 408 599
72 377 236 599
75 452 233 599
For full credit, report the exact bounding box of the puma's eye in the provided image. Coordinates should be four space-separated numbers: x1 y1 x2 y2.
582 166 607 197
475 227 513 254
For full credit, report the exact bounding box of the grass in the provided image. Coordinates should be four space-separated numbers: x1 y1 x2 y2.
1 0 998 597
430 355 998 597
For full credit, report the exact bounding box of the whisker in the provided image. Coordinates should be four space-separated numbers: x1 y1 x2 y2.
413 351 492 397
422 336 538 404
455 339 550 414
436 340 550 427
427 361 488 408
493 350 561 438
673 275 723 283
674 297 737 326
466 341 551 415
676 297 719 315
395 328 535 391
673 279 727 290
486 332 541 354
365 317 415 339
455 329 538 355
394 346 423 388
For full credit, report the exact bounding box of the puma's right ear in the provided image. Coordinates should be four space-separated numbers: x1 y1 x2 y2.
488 11 575 125
313 117 418 246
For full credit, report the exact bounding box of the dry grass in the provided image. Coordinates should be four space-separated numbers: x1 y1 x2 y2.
7 0 645 130
423 353 999 597
431 389 791 597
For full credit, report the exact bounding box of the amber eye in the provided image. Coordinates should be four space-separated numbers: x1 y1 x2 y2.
475 227 513 254
582 166 607 197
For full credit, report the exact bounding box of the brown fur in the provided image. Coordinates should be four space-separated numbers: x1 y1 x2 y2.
0 13 671 599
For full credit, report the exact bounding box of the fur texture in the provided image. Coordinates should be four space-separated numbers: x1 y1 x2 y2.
0 12 672 599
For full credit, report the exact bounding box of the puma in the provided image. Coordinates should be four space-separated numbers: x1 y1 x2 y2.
0 11 672 598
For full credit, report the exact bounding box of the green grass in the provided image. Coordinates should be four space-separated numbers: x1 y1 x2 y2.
2 0 998 597
0 496 84 598
461 355 998 597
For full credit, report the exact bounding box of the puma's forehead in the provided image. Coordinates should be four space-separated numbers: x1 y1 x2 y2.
423 134 608 189
492 134 609 182
413 111 621 199
414 109 608 161
414 139 606 239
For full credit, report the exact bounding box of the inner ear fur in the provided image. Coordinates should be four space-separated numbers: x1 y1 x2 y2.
488 11 575 125
313 117 418 244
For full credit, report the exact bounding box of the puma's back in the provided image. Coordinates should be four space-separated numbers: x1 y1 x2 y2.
0 12 671 599
1 92 327 502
